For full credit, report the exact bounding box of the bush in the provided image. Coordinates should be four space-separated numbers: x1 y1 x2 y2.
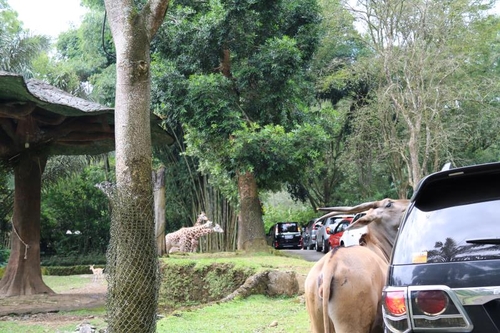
41 253 106 267
0 248 10 266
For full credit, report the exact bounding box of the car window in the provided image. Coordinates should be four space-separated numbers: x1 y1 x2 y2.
277 223 298 233
335 221 349 233
392 199 500 264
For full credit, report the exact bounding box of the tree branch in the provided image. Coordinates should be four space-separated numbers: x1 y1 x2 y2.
145 0 170 38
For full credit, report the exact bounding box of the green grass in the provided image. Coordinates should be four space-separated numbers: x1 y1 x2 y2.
0 308 107 333
157 295 309 332
42 274 92 293
163 250 314 276
0 251 314 332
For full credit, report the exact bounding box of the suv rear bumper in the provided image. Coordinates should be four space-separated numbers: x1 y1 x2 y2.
383 285 500 332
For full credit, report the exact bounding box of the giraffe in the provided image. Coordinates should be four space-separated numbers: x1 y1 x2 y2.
165 219 223 255
177 211 218 252
187 222 224 252
166 212 209 253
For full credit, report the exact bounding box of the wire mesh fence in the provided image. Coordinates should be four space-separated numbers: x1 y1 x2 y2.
106 191 160 333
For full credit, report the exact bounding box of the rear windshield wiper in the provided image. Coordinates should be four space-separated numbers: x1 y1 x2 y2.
466 238 500 245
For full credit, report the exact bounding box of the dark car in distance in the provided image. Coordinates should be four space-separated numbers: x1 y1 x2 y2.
267 222 302 249
382 162 500 333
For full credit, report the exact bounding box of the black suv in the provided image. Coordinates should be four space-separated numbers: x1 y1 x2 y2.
382 162 500 333
267 222 302 249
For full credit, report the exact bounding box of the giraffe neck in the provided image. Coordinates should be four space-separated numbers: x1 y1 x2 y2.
194 228 214 238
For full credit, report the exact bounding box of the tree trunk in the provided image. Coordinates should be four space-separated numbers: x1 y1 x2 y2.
104 1 169 332
153 166 166 255
0 153 54 296
236 171 267 251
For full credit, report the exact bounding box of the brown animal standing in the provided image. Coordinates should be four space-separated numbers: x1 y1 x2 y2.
304 198 409 333
165 213 224 256
89 265 104 283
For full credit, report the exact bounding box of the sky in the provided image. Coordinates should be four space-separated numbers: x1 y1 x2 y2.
9 0 88 39
8 0 500 40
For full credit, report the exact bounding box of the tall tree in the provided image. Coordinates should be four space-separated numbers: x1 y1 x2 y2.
345 0 500 194
103 0 168 331
287 0 381 208
153 0 322 251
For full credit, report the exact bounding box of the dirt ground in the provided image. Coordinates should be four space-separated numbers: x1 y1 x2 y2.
0 274 107 327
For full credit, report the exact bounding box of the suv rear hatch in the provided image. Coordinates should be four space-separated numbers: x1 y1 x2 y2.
383 162 500 332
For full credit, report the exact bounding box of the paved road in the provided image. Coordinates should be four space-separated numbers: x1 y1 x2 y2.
281 248 324 262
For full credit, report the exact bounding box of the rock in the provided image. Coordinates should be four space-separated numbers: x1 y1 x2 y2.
76 322 95 333
266 270 299 297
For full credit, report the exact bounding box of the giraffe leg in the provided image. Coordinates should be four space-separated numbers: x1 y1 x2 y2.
191 239 199 252
179 236 190 252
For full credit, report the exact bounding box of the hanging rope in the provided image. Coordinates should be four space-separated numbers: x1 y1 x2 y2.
11 221 29 259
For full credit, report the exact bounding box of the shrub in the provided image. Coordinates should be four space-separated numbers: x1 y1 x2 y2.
41 253 106 266
0 248 10 266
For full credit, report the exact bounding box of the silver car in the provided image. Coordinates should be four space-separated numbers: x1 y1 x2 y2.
315 215 353 253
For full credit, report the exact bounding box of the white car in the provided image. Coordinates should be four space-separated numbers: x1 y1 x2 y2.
339 212 367 247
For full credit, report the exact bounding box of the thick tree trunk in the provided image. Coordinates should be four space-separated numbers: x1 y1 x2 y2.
153 166 166 255
104 1 168 331
0 153 54 296
236 171 267 251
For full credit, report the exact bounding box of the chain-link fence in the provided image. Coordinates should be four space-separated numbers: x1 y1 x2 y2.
106 191 160 332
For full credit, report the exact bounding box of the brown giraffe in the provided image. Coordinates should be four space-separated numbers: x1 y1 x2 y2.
165 218 223 255
187 222 224 252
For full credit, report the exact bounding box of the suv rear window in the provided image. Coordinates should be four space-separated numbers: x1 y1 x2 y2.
392 169 500 265
277 222 299 233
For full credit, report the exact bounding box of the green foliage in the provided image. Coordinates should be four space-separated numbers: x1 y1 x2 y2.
40 161 112 257
153 0 322 197
32 53 84 95
51 8 115 103
0 0 50 77
261 192 318 232
0 169 13 242
0 248 9 267
41 253 106 267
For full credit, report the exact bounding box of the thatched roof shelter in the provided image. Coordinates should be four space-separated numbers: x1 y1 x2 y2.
0 71 172 159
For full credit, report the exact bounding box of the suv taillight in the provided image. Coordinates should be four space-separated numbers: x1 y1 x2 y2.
383 286 473 333
384 290 407 316
415 290 448 315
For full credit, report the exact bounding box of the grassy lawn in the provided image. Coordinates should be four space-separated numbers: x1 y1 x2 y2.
157 295 309 332
0 251 314 332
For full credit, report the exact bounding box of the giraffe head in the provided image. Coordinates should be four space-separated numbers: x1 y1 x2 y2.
212 223 224 233
195 212 210 225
